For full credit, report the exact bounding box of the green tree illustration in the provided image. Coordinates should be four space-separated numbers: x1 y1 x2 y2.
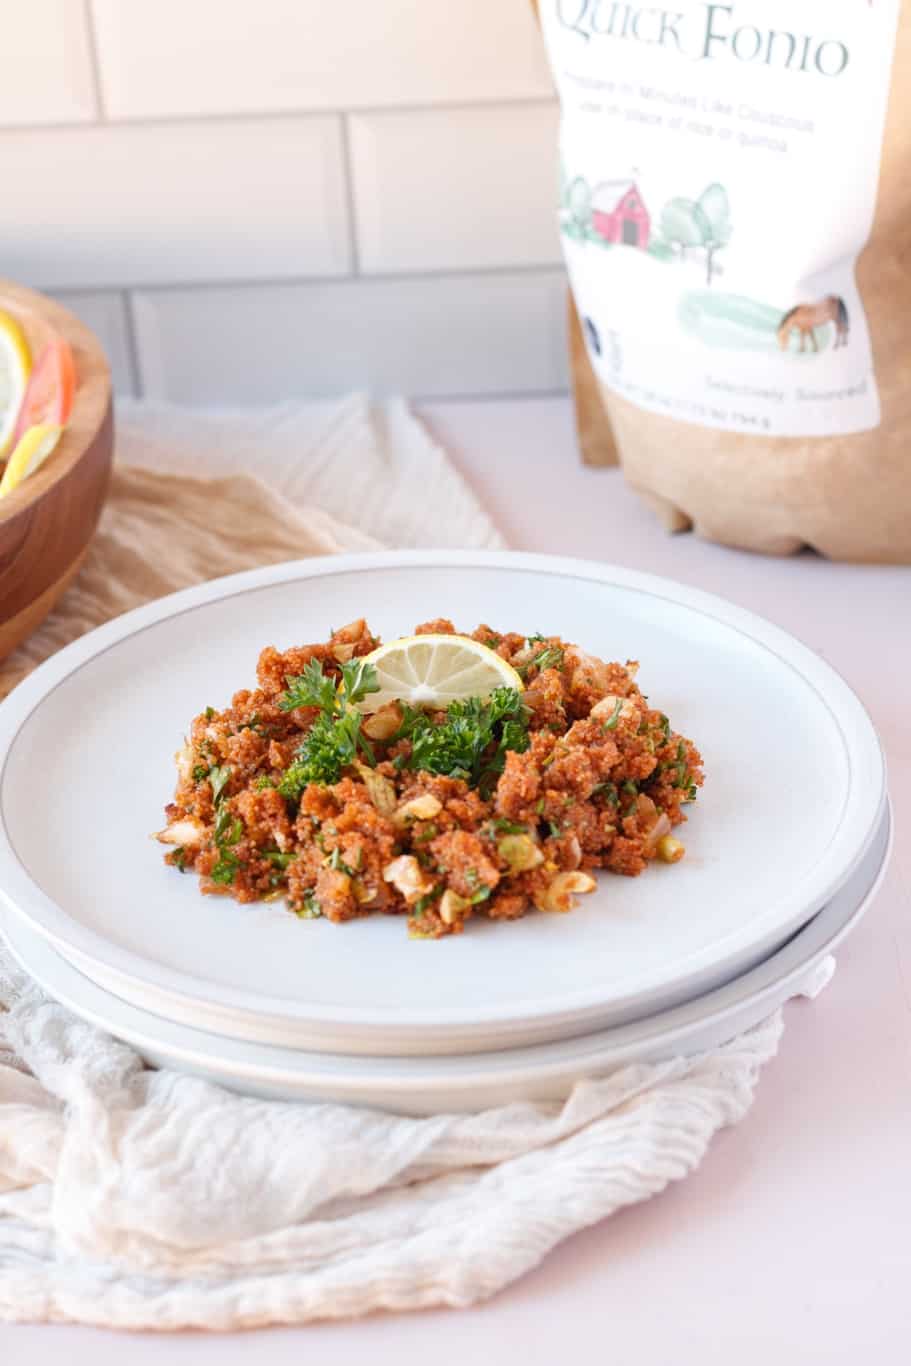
659 197 708 262
659 187 732 284
697 183 732 286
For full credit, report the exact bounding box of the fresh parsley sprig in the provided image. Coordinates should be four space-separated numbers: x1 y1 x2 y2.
277 658 380 796
278 658 338 714
395 687 529 794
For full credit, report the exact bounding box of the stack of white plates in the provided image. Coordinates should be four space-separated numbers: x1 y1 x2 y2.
0 553 889 1114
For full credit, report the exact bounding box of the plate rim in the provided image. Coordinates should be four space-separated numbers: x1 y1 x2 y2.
0 549 887 1034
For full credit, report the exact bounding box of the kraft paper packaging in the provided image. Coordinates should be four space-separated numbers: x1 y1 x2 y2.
534 1 910 560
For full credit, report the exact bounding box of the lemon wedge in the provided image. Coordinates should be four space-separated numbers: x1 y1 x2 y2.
360 634 523 712
0 423 63 498
0 310 31 459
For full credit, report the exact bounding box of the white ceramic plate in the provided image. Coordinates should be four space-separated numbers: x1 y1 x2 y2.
0 552 886 1055
0 802 892 1115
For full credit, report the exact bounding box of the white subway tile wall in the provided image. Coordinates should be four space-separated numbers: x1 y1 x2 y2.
89 0 554 118
349 105 560 275
1 0 564 401
0 119 350 290
0 0 97 126
131 272 570 404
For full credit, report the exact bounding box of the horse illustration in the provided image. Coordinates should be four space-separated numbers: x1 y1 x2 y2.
777 296 850 352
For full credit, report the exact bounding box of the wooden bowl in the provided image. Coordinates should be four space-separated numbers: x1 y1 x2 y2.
0 281 113 662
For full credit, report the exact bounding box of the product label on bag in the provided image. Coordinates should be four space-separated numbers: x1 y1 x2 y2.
540 0 900 436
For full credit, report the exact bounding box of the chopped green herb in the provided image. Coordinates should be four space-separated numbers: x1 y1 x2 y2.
470 885 492 905
173 847 187 873
534 645 564 671
687 784 698 801
215 807 243 847
486 634 501 648
210 854 239 885
328 846 357 877
264 850 296 869
465 867 480 888
517 641 565 679
191 765 208 783
209 806 244 884
292 890 322 919
659 714 671 741
493 817 527 834
204 706 216 721
677 741 687 762
253 774 275 790
547 820 563 838
622 780 638 796
535 797 546 815
592 781 619 807
413 822 438 845
414 885 443 914
209 763 231 804
602 699 624 732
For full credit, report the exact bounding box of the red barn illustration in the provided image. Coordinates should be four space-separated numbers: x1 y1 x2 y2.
591 180 650 249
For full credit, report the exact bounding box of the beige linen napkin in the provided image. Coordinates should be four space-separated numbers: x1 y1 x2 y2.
1 392 500 698
0 465 375 700
0 397 784 1330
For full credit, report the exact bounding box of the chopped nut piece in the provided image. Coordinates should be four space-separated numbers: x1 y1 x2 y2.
394 793 443 826
656 835 686 864
354 761 397 816
533 871 597 913
174 742 194 783
590 694 638 724
362 702 404 740
383 855 434 904
439 890 471 925
155 818 206 848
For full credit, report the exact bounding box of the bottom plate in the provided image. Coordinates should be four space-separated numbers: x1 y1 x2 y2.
1 802 891 1116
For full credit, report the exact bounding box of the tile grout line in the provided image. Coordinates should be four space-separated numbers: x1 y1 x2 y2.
82 0 107 122
50 263 566 298
0 95 557 138
338 114 361 276
121 291 145 399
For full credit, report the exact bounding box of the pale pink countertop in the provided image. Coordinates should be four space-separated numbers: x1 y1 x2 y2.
4 397 909 1363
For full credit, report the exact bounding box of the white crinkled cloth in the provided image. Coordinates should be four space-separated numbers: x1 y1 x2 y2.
0 395 784 1330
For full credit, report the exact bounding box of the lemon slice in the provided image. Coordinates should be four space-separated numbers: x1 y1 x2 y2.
0 310 31 459
361 634 523 711
0 423 63 498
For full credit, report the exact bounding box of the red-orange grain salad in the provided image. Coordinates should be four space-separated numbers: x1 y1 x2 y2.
157 619 704 938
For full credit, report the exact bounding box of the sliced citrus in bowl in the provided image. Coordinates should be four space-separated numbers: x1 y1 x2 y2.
12 337 75 445
360 634 523 711
0 309 32 459
0 423 64 498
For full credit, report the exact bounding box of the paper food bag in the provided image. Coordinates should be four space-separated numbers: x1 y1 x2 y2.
534 1 910 560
